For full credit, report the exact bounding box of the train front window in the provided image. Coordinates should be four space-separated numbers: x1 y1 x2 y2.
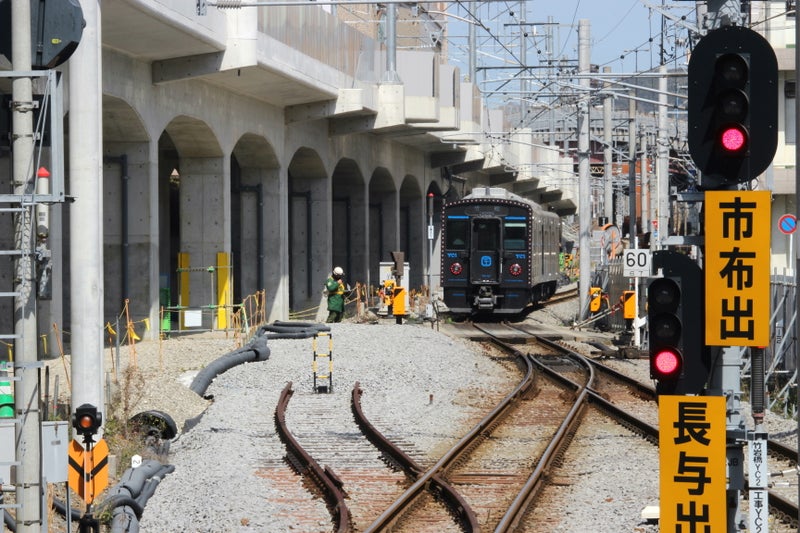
446 218 468 249
473 219 499 250
504 221 526 250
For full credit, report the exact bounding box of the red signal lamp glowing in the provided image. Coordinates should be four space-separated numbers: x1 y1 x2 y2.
719 125 747 153
77 415 95 430
652 348 682 379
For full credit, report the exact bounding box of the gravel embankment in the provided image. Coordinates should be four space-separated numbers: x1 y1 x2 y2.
39 292 798 533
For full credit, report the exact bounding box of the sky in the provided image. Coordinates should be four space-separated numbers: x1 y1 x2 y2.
444 0 698 74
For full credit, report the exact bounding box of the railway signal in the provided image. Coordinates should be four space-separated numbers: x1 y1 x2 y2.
72 403 102 443
647 251 709 395
687 26 778 188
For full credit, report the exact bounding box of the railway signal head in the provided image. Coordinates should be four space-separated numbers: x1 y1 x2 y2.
688 26 778 189
72 403 102 442
648 277 684 389
647 251 710 396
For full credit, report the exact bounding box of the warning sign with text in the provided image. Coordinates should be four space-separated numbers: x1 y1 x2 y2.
705 190 771 346
659 395 727 532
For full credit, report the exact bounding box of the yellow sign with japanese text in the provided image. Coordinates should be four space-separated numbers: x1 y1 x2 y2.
705 190 771 346
659 395 726 531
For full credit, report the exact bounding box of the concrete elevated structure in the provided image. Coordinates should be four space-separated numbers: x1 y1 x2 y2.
0 0 577 346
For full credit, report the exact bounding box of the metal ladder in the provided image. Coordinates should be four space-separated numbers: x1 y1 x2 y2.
0 203 30 506
312 331 333 393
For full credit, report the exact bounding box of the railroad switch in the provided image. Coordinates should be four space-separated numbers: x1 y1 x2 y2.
312 331 333 393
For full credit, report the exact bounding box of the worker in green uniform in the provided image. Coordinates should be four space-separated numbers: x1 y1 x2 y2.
325 266 346 323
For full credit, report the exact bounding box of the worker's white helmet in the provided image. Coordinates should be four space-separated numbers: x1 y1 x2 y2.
333 266 344 277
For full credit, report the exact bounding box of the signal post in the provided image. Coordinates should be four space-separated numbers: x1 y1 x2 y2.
648 21 778 533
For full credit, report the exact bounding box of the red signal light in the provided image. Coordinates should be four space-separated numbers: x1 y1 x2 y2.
652 348 682 379
720 125 747 153
449 262 463 275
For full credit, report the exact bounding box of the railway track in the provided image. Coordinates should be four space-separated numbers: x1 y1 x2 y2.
269 321 797 532
272 324 595 531
542 287 579 307
512 322 800 530
358 324 597 531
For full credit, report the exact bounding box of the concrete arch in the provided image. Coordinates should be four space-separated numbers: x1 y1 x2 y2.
163 115 223 158
331 158 367 287
230 133 281 316
288 146 328 314
101 95 153 325
368 167 397 286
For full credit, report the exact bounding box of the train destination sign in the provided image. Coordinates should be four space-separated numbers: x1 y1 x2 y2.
659 395 726 532
704 191 771 347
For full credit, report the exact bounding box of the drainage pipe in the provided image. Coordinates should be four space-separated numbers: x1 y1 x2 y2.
236 183 264 292
104 154 129 302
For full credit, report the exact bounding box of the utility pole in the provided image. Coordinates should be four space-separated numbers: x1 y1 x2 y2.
577 19 591 318
628 97 637 245
603 67 614 225
69 0 106 445
656 64 669 250
689 3 770 530
468 0 476 83
640 128 649 235
795 0 800 518
11 0 42 530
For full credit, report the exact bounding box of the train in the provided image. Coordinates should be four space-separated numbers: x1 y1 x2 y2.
440 187 562 316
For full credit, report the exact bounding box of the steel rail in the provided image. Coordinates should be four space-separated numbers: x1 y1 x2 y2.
350 382 480 531
363 326 537 532
494 332 596 532
518 328 800 528
274 382 351 533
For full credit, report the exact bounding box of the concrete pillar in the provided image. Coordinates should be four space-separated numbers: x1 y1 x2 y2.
179 156 227 329
103 142 151 321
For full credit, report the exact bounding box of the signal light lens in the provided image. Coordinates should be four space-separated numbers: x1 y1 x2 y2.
78 415 94 429
652 348 682 378
720 125 747 153
508 263 522 276
651 313 682 345
716 53 748 84
450 262 463 275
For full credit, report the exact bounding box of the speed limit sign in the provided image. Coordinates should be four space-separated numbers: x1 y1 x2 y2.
623 249 652 277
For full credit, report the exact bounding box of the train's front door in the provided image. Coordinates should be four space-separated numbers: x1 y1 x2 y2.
470 218 500 283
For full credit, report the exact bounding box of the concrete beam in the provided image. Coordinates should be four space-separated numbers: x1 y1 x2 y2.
544 198 578 217
152 52 224 83
489 171 517 185
285 89 374 124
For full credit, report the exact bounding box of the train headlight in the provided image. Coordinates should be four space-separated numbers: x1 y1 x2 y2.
450 262 463 275
508 263 522 276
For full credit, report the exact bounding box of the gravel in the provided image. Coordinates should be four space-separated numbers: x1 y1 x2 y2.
40 290 798 532
137 323 517 532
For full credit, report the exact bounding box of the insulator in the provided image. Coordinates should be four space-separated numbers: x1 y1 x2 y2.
215 0 243 9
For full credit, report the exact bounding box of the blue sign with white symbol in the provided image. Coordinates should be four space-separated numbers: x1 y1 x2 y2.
481 255 492 267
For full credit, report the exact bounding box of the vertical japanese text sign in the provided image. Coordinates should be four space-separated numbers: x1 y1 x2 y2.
659 396 727 531
705 191 771 346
